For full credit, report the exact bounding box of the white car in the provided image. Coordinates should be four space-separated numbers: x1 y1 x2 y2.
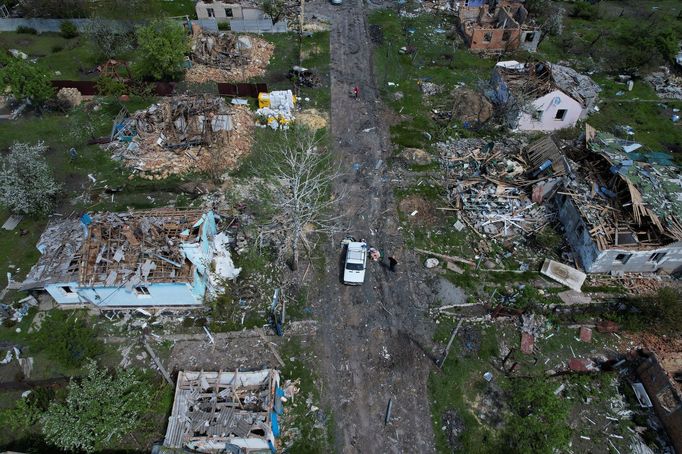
343 241 367 285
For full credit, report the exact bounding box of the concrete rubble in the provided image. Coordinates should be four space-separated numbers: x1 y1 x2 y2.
645 69 682 100
185 25 275 83
106 96 254 179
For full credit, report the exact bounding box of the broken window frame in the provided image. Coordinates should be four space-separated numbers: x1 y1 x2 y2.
224 7 233 17
554 109 567 121
207 7 215 17
59 286 75 295
502 30 511 42
648 252 666 263
532 109 543 121
614 253 632 265
482 32 493 43
134 286 152 297
524 32 535 42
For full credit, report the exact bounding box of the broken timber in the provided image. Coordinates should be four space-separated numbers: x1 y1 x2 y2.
439 319 464 369
141 336 174 386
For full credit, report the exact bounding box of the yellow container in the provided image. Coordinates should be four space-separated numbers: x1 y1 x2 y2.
258 92 270 109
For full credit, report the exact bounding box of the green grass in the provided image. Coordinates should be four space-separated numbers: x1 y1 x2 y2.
257 31 331 112
279 336 333 452
0 32 99 80
429 324 500 453
370 10 496 149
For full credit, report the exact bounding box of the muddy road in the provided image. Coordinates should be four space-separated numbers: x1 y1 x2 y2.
309 1 437 452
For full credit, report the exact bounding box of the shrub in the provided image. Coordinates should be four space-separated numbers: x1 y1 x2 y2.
135 19 190 81
569 1 599 20
0 142 60 216
42 361 153 453
60 20 79 39
218 21 231 31
95 75 127 97
16 25 37 34
51 44 63 53
0 57 55 104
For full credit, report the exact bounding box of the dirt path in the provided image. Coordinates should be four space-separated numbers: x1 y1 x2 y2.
310 1 437 452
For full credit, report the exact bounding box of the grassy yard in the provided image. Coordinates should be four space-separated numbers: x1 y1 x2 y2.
429 319 634 453
0 32 100 80
258 31 332 112
370 10 497 150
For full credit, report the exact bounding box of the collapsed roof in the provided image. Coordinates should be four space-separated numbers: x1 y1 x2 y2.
495 61 601 111
107 96 254 179
164 369 285 453
22 209 239 297
563 127 682 250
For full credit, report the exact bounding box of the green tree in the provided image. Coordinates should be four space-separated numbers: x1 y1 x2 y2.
42 361 153 453
135 19 189 81
0 142 60 216
261 0 287 24
33 309 103 368
0 58 54 104
501 378 571 454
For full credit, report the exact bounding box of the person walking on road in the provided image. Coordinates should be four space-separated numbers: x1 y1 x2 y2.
353 85 360 99
388 256 398 272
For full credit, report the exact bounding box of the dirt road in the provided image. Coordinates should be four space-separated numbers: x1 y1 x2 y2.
310 1 437 452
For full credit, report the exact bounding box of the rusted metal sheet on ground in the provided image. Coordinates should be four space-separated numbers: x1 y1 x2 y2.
51 80 176 96
216 82 268 98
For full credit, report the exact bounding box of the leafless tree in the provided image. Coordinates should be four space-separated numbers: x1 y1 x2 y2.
260 127 343 270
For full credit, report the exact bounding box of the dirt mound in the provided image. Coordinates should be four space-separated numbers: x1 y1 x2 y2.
297 109 328 130
399 195 437 225
451 87 493 125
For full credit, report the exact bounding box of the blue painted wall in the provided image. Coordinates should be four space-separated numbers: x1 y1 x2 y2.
46 282 200 307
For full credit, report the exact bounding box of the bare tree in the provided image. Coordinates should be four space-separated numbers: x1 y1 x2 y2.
260 127 342 270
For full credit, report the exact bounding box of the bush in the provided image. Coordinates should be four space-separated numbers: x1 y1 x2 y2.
42 361 153 453
51 44 63 53
95 75 127 97
60 21 79 39
135 19 190 81
16 25 38 34
500 377 571 453
0 142 60 216
218 21 231 31
0 57 55 104
569 1 599 20
32 309 103 368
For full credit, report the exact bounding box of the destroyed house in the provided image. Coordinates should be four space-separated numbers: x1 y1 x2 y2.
490 61 600 132
555 129 682 274
456 0 541 53
21 209 240 307
195 0 267 22
164 369 282 453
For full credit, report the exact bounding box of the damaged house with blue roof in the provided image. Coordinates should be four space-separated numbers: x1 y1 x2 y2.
555 126 682 274
20 209 240 308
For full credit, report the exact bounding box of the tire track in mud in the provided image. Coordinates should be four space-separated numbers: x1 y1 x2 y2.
315 1 436 452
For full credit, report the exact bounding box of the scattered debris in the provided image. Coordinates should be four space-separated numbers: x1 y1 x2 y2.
256 90 296 129
106 96 254 179
631 382 653 408
645 69 682 100
164 369 283 452
579 326 592 343
185 26 274 83
1 214 23 231
22 209 240 307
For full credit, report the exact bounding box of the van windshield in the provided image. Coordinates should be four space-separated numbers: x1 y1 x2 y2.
346 263 364 271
